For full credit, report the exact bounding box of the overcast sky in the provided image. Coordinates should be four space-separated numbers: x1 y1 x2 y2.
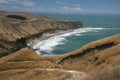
0 0 120 15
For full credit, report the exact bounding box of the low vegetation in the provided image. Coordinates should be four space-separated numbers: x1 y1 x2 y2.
0 34 119 80
0 11 119 80
6 15 27 20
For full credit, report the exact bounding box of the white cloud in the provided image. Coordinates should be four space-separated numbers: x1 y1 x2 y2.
61 6 82 11
56 0 66 5
61 6 69 10
0 0 35 7
73 7 82 11
22 1 35 6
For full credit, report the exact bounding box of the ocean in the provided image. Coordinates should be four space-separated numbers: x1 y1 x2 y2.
33 14 120 55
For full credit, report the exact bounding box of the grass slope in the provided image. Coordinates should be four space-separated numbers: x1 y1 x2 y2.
0 34 119 80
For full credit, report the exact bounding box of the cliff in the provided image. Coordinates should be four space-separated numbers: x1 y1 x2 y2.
0 11 82 56
0 34 119 80
0 11 120 80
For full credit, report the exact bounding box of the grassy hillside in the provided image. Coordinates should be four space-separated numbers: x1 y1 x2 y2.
0 11 82 57
0 34 119 80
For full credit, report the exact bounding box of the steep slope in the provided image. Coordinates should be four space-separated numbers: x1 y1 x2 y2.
0 34 119 80
0 11 82 56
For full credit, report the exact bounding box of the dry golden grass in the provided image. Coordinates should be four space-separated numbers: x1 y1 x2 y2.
0 11 82 56
59 34 120 60
0 48 60 71
0 48 8 54
84 65 120 80
0 48 41 62
93 44 120 66
0 69 72 80
84 54 120 80
1 11 120 80
0 34 120 80
0 48 62 63
57 34 120 71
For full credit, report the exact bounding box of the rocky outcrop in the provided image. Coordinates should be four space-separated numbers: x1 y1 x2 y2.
0 34 119 80
0 11 82 56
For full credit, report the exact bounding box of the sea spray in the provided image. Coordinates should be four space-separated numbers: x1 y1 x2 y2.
33 27 105 55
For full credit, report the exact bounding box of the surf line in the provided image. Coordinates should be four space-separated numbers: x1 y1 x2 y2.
33 27 105 55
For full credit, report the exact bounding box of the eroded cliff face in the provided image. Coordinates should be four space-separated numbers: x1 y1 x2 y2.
0 11 82 56
0 34 119 80
1 11 119 80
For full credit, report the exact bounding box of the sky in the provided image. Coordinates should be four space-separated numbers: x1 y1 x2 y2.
0 0 120 15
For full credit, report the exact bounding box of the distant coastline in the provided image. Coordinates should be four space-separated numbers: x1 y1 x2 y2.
0 11 82 57
27 29 74 47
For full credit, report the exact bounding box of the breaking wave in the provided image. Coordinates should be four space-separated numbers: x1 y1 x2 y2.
33 27 106 55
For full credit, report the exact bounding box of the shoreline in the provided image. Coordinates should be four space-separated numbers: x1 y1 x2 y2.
27 29 74 48
27 27 107 50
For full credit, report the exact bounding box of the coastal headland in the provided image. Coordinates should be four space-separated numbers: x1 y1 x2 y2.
0 11 120 80
0 11 82 57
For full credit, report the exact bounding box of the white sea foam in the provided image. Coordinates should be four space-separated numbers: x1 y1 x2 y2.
33 35 66 55
33 27 105 55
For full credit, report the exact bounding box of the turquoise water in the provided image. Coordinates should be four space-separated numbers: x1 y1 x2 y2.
41 14 120 28
33 14 120 55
